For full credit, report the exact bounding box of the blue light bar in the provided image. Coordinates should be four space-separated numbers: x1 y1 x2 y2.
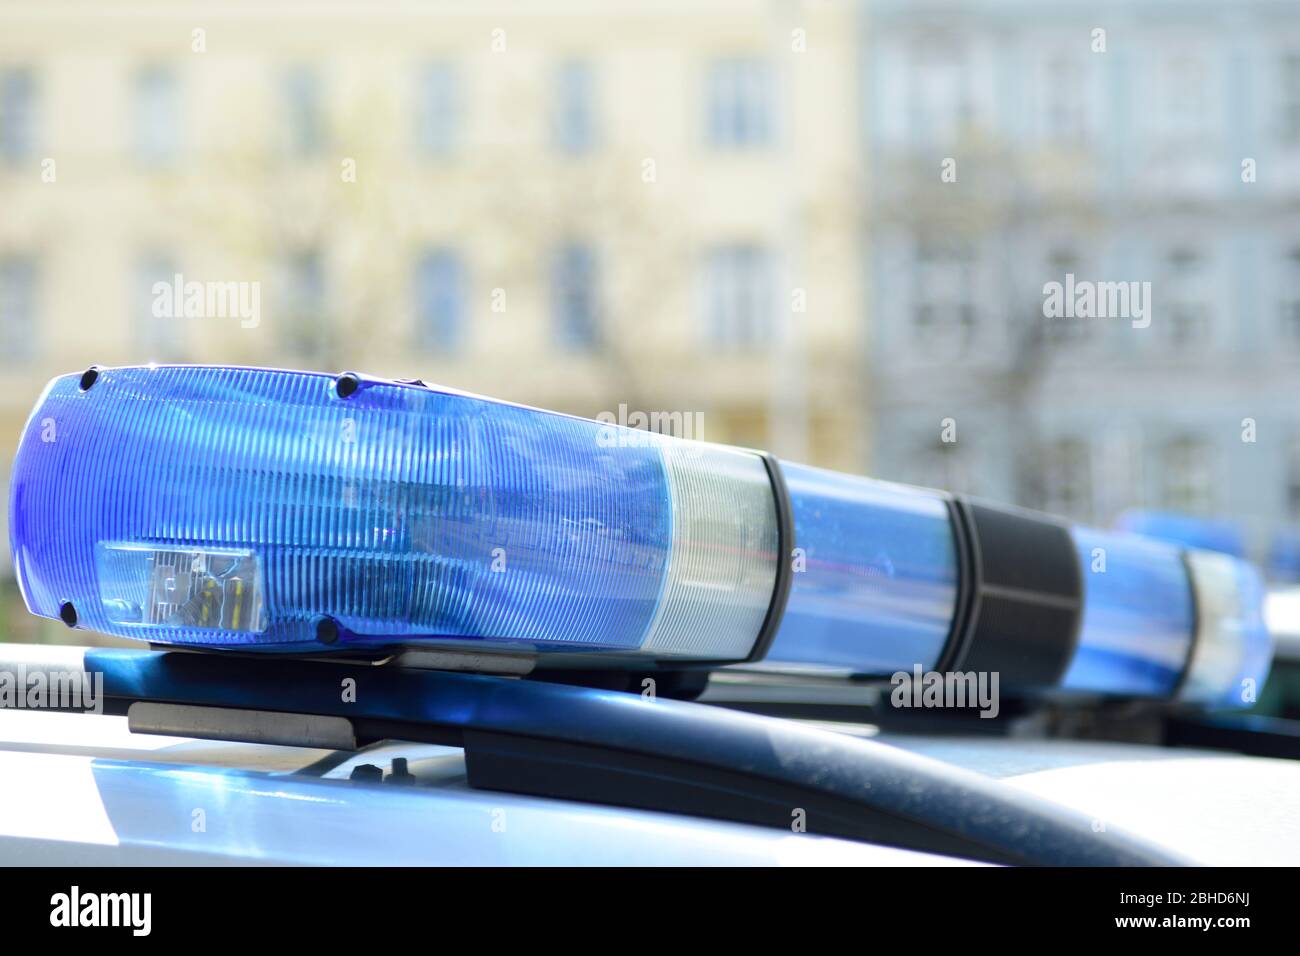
7 365 1273 709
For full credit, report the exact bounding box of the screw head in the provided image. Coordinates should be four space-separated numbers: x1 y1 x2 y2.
315 616 340 644
334 373 360 399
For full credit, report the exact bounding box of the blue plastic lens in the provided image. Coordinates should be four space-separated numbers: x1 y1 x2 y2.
1062 528 1195 697
1268 531 1300 583
1114 509 1245 558
9 366 777 655
765 463 958 674
1064 528 1272 707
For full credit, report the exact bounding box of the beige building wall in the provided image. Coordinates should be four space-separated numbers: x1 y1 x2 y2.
0 0 867 596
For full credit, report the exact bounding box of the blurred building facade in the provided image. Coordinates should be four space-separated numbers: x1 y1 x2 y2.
9 0 1300 650
0 0 866 603
866 0 1300 564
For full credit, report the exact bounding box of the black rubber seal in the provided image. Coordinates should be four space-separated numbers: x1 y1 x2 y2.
744 452 795 664
1168 549 1200 701
935 496 1084 689
934 494 979 675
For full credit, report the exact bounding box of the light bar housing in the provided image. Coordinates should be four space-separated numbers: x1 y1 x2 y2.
10 366 784 664
7 365 1273 709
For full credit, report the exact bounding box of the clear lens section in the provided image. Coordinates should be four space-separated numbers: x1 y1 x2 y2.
98 543 266 633
1180 549 1273 708
640 442 778 658
1062 528 1194 696
763 464 959 674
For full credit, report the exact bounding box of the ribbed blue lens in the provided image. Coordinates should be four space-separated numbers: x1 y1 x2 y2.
9 366 777 655
764 464 958 673
1062 528 1195 697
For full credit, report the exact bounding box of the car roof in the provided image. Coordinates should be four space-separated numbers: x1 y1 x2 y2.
883 734 1300 866
4 707 1295 865
0 710 974 866
4 643 1176 865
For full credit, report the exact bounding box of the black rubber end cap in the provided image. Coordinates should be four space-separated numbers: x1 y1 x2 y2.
944 498 1084 689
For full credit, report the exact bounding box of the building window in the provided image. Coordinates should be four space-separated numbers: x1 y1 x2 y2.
1281 53 1300 143
0 67 35 163
703 244 773 349
705 58 773 148
282 65 326 158
0 255 36 362
136 252 184 359
415 62 458 156
1162 247 1210 348
909 40 970 145
1040 54 1089 145
913 239 976 355
280 249 326 358
917 440 975 496
1282 246 1300 343
553 59 596 154
414 249 465 351
1288 436 1300 522
1159 435 1214 514
1041 436 1093 521
134 66 180 166
1160 55 1211 141
552 243 599 350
